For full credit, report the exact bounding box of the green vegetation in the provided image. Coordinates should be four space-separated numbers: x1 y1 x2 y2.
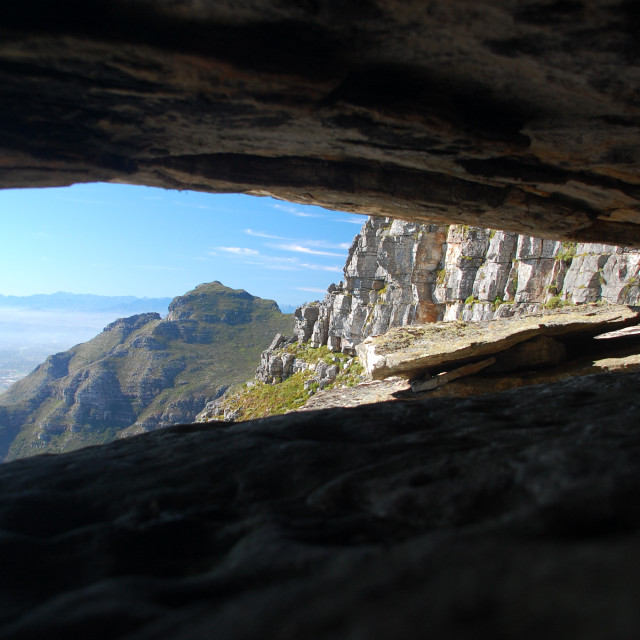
208 345 365 422
436 269 447 285
214 372 317 420
464 295 478 305
556 241 577 265
544 295 573 310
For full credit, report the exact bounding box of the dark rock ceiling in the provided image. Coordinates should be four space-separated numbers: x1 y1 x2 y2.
1 1 640 244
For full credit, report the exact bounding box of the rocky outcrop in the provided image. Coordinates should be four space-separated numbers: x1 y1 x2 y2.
254 333 356 389
0 282 292 460
356 304 640 380
297 218 640 354
254 333 300 384
295 219 446 354
2 2 640 245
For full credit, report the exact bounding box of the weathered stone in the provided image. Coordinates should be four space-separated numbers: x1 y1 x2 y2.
301 377 411 411
295 218 640 354
268 333 287 350
489 335 567 373
410 357 496 393
5 7 640 637
294 305 320 343
357 304 640 380
2 2 640 244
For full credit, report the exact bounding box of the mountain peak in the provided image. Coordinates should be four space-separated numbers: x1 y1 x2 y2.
167 282 275 323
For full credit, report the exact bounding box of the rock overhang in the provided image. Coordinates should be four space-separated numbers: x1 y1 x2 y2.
1 1 640 244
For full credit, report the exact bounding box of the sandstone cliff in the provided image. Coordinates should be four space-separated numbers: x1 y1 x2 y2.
0 282 292 460
294 218 640 355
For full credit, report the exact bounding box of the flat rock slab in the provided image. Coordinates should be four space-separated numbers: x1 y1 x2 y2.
2 371 640 639
357 304 640 380
300 377 410 411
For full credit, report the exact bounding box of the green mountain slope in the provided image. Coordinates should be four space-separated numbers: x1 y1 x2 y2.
0 282 292 461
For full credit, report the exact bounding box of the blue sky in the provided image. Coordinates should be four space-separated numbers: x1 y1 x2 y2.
0 183 366 308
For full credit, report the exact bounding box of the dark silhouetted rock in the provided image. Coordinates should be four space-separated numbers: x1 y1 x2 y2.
2 370 640 639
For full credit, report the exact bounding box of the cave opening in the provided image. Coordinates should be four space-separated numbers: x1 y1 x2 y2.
2 3 640 637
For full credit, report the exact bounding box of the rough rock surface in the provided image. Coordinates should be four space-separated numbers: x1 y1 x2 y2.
296 217 640 353
357 303 640 380
296 219 446 354
2 2 640 244
2 371 640 639
254 333 301 384
440 226 640 321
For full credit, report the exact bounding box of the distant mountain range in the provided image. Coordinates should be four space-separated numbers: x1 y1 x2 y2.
0 293 176 392
0 292 173 314
0 282 293 461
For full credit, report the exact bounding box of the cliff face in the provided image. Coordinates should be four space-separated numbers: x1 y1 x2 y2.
296 218 640 354
0 282 292 460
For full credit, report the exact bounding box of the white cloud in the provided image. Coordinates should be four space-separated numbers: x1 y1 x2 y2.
247 256 341 273
214 247 260 256
298 263 342 272
297 287 328 293
270 243 345 257
246 229 350 251
292 211 322 218
333 217 366 225
244 229 286 240
305 240 351 250
208 245 341 273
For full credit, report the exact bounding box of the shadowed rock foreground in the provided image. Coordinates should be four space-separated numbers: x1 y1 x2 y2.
2 370 640 639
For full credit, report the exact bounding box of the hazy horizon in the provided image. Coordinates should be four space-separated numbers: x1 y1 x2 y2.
0 183 364 307
0 287 301 392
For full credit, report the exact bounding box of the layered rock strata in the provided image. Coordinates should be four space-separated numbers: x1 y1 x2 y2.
3 2 640 245
296 218 640 354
